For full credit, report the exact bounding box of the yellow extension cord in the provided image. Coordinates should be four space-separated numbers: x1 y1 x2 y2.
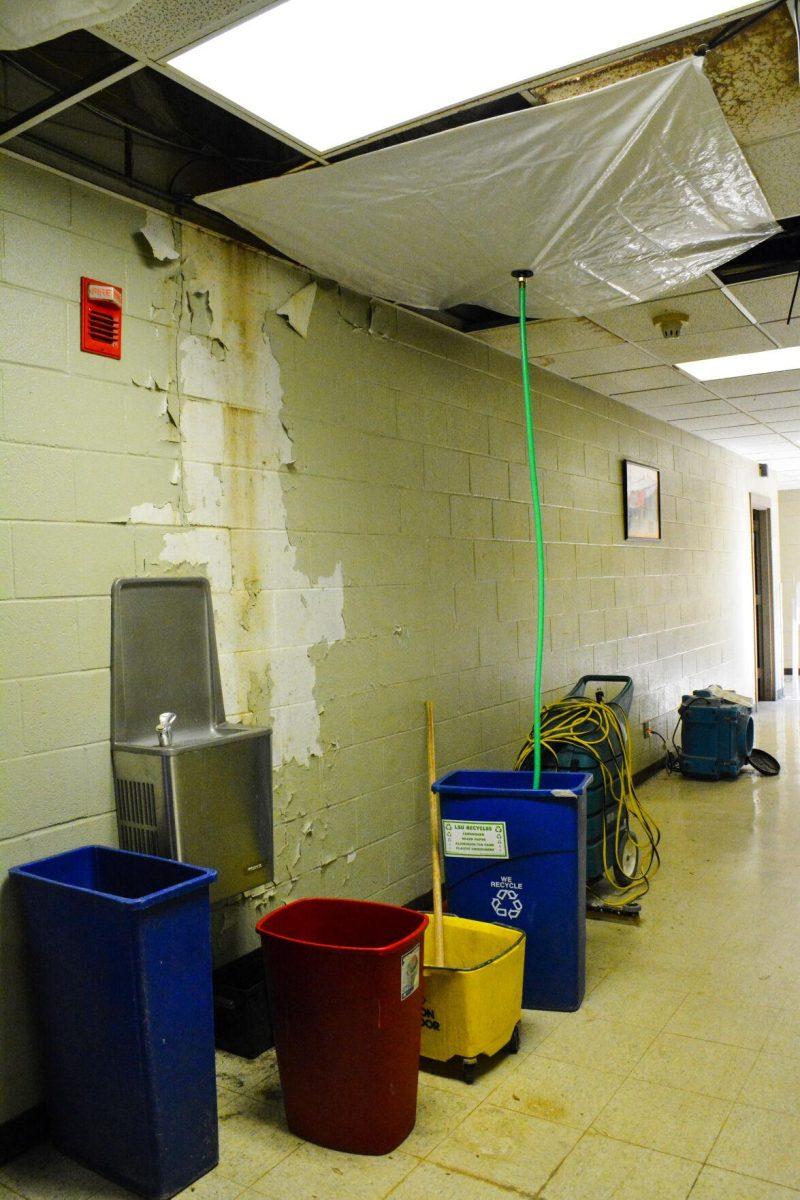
514 697 661 906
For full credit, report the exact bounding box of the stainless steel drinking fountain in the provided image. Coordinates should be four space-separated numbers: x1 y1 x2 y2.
110 577 272 902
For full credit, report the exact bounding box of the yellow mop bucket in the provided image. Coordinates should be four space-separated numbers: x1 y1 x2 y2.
420 913 525 1083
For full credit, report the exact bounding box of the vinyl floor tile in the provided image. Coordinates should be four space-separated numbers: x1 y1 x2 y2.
535 1010 657 1074
709 1105 800 1189
689 1165 800 1199
540 1130 700 1200
741 1052 800 1115
387 1161 520 1200
427 1102 578 1196
248 1142 417 1200
632 1032 757 1100
665 995 780 1051
591 1077 730 1162
488 1054 625 1130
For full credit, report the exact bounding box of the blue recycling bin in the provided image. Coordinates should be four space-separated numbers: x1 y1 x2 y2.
433 770 590 1012
11 845 218 1199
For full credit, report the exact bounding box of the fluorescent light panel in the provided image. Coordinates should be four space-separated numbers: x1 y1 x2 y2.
168 0 750 152
678 346 800 380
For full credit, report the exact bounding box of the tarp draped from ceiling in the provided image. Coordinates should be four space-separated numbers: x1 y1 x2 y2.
199 58 777 319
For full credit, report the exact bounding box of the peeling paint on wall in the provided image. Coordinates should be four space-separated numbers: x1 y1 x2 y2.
158 527 234 591
139 210 180 262
277 281 317 338
129 222 344 772
132 368 172 392
129 501 178 525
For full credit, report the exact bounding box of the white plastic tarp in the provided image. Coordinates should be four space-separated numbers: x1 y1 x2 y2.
199 58 777 318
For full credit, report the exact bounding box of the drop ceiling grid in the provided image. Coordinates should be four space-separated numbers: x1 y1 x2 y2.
523 271 800 482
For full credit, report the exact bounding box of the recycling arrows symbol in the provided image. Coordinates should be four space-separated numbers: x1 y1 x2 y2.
491 888 522 920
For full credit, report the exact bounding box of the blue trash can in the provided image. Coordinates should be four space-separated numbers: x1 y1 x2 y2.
11 845 218 1199
433 770 590 1012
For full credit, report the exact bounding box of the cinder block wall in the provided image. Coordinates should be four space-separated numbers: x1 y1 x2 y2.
779 490 800 667
1 155 763 1123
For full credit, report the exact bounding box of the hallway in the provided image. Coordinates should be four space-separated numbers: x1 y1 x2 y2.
1 698 797 1200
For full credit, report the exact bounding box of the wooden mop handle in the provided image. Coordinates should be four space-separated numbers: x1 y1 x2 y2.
426 700 445 967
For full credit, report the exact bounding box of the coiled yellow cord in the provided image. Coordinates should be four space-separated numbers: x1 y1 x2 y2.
514 698 661 906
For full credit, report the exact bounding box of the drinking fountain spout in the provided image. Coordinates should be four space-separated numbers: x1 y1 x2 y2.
156 712 177 747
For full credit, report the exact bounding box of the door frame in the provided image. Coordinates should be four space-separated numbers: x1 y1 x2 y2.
750 493 777 703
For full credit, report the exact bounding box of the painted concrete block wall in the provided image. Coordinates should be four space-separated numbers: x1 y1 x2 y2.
0 154 764 1123
779 490 800 667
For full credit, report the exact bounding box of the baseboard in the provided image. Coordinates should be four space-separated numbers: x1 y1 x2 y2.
633 755 668 788
0 1103 48 1166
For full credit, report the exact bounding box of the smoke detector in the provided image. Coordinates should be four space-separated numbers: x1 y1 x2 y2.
652 311 689 339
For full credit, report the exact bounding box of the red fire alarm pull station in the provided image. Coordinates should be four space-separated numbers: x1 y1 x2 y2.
80 277 122 358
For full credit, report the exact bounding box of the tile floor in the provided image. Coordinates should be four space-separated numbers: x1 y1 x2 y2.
2 695 798 1200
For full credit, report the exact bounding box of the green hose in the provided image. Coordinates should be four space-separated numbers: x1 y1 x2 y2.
514 271 545 787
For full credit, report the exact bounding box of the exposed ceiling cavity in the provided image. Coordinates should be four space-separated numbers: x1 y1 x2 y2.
0 30 304 236
2 0 800 482
1 1 790 228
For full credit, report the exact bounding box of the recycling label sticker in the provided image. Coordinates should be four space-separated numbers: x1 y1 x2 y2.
442 819 508 859
490 875 524 920
400 944 421 1000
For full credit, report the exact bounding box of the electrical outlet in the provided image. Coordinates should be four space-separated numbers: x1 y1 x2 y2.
642 722 651 738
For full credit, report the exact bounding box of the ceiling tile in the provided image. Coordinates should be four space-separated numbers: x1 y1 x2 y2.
590 286 746 343
533 342 655 378
744 131 800 220
96 0 269 60
719 439 799 457
729 273 799 323
576 365 683 395
712 369 800 397
527 318 619 355
656 399 738 421
471 325 524 355
620 396 666 412
770 419 800 432
683 426 761 441
673 413 757 431
473 316 616 357
648 325 774 366
710 8 800 150
614 382 717 407
735 395 800 415
714 424 779 440
760 319 800 349
753 405 800 424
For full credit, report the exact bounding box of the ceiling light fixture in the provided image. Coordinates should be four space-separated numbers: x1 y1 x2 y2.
167 0 752 153
678 346 800 380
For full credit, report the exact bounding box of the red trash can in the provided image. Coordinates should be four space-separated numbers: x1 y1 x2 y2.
256 898 428 1154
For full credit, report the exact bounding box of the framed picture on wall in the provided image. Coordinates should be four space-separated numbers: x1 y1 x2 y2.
623 460 661 541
